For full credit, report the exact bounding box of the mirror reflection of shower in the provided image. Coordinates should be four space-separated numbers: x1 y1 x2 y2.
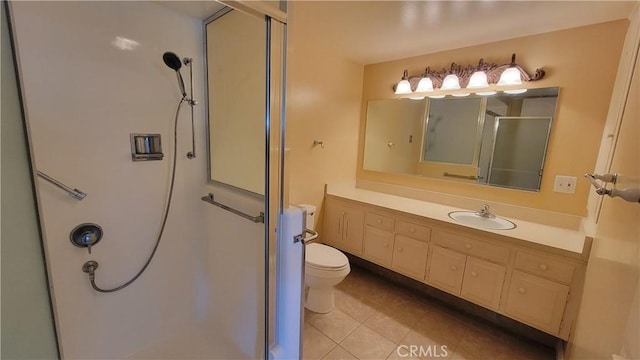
80 51 196 293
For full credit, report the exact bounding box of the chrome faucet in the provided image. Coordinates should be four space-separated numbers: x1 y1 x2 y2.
477 204 494 218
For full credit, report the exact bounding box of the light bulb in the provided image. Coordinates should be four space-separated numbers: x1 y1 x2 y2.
441 74 461 90
467 71 489 89
452 93 470 97
428 94 446 99
415 77 434 93
476 90 497 96
394 79 412 95
497 67 522 86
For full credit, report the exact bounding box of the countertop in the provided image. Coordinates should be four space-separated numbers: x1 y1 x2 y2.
326 184 588 254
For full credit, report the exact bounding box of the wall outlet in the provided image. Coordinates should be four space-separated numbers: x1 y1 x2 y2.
554 175 577 193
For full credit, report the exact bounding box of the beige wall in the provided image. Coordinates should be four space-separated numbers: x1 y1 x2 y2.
567 13 639 358
286 2 364 213
358 20 629 216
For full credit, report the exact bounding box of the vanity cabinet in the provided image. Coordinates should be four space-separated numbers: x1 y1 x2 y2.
503 249 575 334
322 194 588 340
362 211 432 280
324 199 364 255
391 235 429 280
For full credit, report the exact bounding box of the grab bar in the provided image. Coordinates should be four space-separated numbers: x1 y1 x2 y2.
36 171 87 200
201 193 265 223
443 172 478 180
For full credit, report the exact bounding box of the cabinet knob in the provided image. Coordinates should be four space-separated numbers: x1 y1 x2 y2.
410 228 416 233
450 265 457 271
471 271 478 277
518 287 527 294
465 244 472 250
384 242 388 248
538 264 548 271
398 247 404 252
377 219 382 224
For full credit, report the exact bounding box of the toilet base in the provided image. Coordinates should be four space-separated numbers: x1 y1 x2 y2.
305 286 335 313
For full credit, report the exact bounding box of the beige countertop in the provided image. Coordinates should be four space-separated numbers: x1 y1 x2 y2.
326 183 589 254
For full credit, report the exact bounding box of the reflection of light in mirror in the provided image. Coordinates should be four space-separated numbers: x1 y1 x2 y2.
112 36 140 50
504 89 528 94
476 91 498 96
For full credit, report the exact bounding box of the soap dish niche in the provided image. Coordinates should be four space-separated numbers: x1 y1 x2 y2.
130 133 163 161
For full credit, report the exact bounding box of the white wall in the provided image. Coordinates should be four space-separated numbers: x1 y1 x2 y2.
10 2 210 358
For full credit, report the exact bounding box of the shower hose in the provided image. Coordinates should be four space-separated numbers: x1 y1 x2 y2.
84 97 185 293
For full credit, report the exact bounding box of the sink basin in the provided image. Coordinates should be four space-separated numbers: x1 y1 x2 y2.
448 211 516 230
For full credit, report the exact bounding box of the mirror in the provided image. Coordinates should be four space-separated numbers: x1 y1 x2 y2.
363 87 558 191
206 9 266 195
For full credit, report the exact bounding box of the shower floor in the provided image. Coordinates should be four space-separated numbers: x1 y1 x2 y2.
128 320 246 359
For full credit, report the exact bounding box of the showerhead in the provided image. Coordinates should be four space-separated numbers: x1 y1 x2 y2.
163 51 187 98
162 52 182 71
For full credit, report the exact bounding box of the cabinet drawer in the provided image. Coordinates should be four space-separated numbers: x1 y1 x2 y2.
504 270 569 335
365 212 395 232
391 235 428 280
515 251 575 284
363 227 394 267
433 230 510 264
426 245 466 295
395 220 431 242
460 257 506 310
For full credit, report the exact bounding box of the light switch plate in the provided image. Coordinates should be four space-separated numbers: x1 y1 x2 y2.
554 175 577 193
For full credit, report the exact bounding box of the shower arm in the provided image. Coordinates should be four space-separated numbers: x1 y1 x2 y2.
184 57 197 159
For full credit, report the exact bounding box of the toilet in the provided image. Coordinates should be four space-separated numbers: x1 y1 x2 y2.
298 204 350 313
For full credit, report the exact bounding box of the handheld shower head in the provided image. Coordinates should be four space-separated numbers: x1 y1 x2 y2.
163 52 182 71
162 51 187 98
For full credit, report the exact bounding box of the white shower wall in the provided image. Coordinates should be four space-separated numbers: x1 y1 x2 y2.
10 2 213 358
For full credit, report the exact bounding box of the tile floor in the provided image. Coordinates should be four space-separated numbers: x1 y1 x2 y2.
303 266 555 360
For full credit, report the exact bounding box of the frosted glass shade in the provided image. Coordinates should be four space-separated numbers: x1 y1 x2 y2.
467 71 489 89
441 74 461 90
395 79 412 95
415 77 434 92
497 67 522 86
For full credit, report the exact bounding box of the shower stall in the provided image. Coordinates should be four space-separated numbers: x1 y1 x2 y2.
2 1 302 359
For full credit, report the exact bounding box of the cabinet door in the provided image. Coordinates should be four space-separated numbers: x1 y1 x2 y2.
342 207 364 255
363 227 394 267
324 200 344 247
504 270 569 335
391 235 428 281
426 245 466 295
460 257 506 310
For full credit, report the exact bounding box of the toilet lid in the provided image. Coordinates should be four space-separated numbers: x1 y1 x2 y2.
306 243 349 269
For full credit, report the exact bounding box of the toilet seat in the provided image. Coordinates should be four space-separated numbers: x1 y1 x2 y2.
306 243 349 269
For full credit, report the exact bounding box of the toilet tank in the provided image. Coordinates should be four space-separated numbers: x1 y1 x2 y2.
297 204 316 230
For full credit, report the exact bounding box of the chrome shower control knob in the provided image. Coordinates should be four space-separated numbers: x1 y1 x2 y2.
70 223 103 254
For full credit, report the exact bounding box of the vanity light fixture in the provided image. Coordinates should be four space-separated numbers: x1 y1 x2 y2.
393 53 544 98
394 69 412 95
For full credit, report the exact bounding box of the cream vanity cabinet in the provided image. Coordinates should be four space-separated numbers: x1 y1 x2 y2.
324 198 365 255
503 250 575 335
427 230 510 311
362 211 431 279
322 194 588 340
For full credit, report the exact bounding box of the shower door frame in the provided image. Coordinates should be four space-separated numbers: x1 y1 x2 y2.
203 2 290 358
